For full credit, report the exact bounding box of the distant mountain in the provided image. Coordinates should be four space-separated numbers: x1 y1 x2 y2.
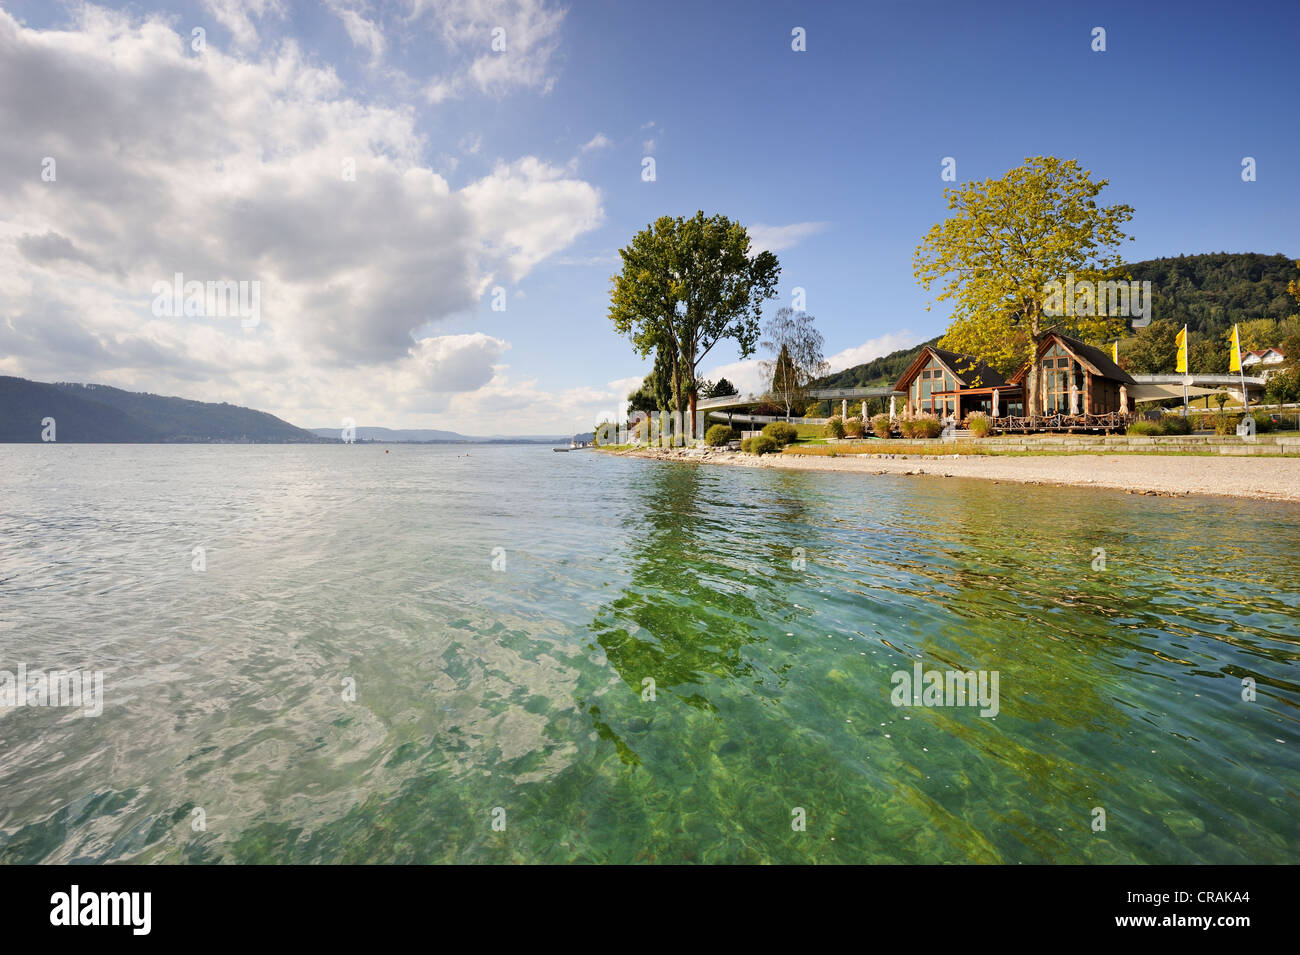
0 376 324 443
306 426 568 444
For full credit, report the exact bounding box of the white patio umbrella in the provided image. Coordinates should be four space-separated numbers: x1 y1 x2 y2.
1069 381 1079 415
1120 384 1128 412
889 395 896 421
991 389 999 417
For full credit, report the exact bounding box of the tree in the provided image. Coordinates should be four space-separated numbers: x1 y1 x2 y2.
610 212 780 428
625 381 659 415
1265 366 1300 409
914 156 1135 419
1189 333 1228 375
1125 320 1178 373
706 377 738 398
760 307 829 420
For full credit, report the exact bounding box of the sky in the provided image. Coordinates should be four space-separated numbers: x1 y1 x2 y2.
0 0 1296 436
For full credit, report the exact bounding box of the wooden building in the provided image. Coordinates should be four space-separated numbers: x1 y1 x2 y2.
893 345 1023 420
1007 332 1135 416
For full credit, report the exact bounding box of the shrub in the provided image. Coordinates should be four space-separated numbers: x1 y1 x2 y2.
750 435 779 455
1252 411 1276 433
739 437 753 453
843 416 864 438
967 412 991 438
870 413 892 438
1160 415 1192 435
824 416 845 439
1126 420 1162 436
898 418 915 438
912 414 942 439
1213 413 1241 436
705 424 736 447
804 400 826 418
762 421 799 446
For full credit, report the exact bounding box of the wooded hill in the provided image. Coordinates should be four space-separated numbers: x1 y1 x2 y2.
0 377 324 443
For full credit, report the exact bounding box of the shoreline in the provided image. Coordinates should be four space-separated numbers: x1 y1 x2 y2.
610 446 1300 503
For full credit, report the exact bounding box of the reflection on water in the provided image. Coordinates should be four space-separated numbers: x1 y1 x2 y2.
0 444 1296 863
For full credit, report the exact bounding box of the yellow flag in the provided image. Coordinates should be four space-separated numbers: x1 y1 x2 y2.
1112 341 1118 364
1229 324 1241 372
1175 325 1188 373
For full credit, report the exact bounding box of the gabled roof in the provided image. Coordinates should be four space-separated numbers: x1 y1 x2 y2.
892 345 1008 392
1008 332 1136 385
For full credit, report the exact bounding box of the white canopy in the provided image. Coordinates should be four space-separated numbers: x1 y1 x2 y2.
1127 383 1218 401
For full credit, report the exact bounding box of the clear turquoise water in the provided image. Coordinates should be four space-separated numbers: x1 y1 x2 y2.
0 444 1297 863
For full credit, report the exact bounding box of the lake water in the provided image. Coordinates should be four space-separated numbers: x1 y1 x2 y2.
1 444 1297 863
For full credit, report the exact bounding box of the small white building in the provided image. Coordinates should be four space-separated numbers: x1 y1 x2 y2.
1242 348 1287 377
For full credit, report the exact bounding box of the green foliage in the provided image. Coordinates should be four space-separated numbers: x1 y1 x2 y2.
1160 415 1193 435
1126 420 1162 436
967 411 992 437
803 400 825 418
704 424 736 446
843 416 864 437
1252 411 1275 433
1265 366 1300 406
1123 253 1299 337
749 435 778 455
706 377 738 398
761 421 799 446
824 416 845 439
1213 413 1242 435
609 212 780 417
870 413 892 438
739 437 753 453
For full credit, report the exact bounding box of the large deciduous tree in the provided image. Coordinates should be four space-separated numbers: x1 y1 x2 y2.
610 212 780 428
914 156 1135 419
760 307 829 420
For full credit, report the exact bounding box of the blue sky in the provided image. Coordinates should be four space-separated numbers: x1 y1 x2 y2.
1 0 1295 434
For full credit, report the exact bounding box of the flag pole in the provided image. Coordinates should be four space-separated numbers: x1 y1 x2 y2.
1182 324 1189 417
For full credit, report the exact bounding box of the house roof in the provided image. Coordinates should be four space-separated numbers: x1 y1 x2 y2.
1244 348 1286 360
1008 332 1136 385
893 345 1009 392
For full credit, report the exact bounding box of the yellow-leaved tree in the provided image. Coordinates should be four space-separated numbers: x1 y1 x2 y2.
913 157 1135 420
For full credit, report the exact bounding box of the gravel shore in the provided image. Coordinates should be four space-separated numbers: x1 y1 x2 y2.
619 447 1300 503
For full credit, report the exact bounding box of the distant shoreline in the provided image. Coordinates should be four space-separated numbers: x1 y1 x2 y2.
610 446 1300 504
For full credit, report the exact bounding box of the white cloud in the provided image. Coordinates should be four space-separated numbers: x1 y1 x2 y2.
642 138 656 153
325 0 386 63
580 132 611 152
202 0 286 50
825 331 921 372
0 6 602 430
413 0 567 102
747 221 828 254
461 158 603 281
